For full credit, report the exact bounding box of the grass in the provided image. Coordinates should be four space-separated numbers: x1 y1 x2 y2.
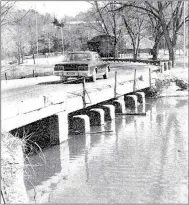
1 131 47 203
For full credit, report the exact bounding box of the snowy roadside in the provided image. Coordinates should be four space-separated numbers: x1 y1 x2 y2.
150 67 188 98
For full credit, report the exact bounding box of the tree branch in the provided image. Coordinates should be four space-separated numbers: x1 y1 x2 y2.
94 1 109 35
113 2 161 20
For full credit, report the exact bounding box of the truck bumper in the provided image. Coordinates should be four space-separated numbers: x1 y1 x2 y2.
54 71 90 78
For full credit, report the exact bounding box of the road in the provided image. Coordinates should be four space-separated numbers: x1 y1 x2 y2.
2 62 158 107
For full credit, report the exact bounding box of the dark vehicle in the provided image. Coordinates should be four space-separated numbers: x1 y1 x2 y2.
87 35 115 57
54 51 110 82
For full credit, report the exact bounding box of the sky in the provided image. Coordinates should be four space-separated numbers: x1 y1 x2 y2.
16 1 92 18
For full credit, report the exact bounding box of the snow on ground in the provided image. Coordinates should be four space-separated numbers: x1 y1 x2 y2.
23 55 64 65
1 55 64 67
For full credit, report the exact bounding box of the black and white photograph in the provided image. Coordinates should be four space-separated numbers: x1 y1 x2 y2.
1 0 188 204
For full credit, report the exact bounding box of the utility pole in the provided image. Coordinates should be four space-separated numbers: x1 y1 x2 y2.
183 1 186 69
35 3 39 64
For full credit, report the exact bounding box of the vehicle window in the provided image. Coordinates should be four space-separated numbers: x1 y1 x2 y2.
64 53 92 61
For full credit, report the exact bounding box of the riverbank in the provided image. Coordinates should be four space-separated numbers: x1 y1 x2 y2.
147 68 188 98
1 132 29 203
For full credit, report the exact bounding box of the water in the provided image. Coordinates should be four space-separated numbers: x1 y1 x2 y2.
24 97 188 203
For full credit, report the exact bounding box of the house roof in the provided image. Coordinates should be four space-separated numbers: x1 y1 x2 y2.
88 35 115 43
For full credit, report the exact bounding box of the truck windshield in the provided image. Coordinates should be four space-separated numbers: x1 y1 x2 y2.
64 53 92 61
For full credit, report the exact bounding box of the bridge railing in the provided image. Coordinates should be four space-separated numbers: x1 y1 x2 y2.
102 58 171 66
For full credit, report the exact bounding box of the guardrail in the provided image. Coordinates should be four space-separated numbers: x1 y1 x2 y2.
66 68 152 108
102 58 170 66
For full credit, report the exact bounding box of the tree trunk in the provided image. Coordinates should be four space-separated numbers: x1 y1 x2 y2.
164 35 176 67
158 5 176 67
20 48 23 64
168 47 175 68
18 41 23 64
113 40 117 60
161 31 176 67
151 44 159 60
17 47 20 65
133 49 137 60
136 36 140 60
32 53 35 65
17 56 20 65
133 53 137 60
132 43 139 60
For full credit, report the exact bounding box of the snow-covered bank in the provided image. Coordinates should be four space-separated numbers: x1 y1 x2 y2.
1 132 29 203
146 68 188 98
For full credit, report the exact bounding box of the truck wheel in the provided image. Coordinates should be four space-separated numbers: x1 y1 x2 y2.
92 69 97 82
103 67 109 79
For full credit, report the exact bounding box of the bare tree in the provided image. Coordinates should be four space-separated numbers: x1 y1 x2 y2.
88 1 123 58
1 1 30 27
157 1 188 67
115 1 189 67
146 15 163 60
121 8 146 60
1 1 16 27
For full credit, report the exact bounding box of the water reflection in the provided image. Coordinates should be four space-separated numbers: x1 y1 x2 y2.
60 141 69 178
24 141 69 190
25 97 188 203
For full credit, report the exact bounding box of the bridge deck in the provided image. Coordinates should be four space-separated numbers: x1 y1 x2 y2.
2 63 157 132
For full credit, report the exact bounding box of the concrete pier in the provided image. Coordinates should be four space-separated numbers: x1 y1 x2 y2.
69 115 90 133
135 92 146 113
112 98 126 113
87 108 105 126
97 104 115 121
85 134 91 149
56 112 68 143
48 115 60 146
135 92 145 104
125 95 137 113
